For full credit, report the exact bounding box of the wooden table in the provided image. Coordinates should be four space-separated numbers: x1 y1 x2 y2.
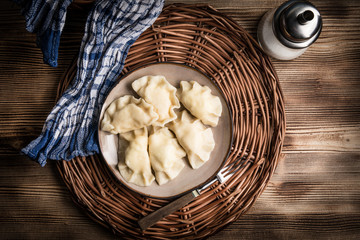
1 0 359 239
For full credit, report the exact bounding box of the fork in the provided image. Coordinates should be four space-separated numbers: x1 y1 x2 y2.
138 157 264 230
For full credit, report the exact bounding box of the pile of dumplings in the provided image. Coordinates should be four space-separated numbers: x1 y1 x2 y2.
101 76 222 187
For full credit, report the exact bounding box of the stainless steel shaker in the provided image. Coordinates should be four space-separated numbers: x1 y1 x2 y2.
257 0 322 60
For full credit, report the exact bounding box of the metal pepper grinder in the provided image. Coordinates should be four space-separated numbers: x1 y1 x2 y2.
257 0 322 60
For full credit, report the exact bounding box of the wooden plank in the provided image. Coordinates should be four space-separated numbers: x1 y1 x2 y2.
212 214 360 240
0 0 359 239
1 153 359 239
1 153 358 214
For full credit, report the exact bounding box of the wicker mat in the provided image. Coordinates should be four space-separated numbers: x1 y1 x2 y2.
56 4 285 239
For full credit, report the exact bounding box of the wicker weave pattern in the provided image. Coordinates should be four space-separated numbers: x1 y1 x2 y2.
57 4 285 239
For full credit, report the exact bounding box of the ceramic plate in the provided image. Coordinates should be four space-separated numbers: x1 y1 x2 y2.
98 62 232 198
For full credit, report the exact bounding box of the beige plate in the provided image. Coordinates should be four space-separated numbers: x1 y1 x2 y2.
98 62 232 199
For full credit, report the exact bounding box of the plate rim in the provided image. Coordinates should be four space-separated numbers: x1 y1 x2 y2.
97 62 233 199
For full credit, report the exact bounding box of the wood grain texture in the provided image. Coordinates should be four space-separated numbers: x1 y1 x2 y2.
0 0 359 239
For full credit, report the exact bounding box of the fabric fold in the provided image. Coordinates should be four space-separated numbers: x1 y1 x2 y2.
21 0 164 166
15 0 73 67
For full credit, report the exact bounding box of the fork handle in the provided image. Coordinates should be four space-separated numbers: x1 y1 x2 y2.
138 190 199 230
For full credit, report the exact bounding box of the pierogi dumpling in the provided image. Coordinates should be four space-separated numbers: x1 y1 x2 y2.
178 81 222 127
118 128 155 187
132 75 180 127
149 127 186 185
168 110 215 169
101 95 158 134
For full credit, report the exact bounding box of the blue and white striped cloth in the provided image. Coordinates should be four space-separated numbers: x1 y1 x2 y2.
19 0 164 166
15 0 73 67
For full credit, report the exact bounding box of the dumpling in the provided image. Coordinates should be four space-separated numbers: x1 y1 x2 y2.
101 95 158 134
177 81 222 127
117 128 155 187
168 110 215 169
149 127 186 185
132 75 180 126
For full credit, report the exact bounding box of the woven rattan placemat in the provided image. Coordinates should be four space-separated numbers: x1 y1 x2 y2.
56 4 285 239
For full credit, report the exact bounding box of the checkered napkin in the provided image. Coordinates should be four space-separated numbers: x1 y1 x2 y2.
14 0 73 67
18 0 164 166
